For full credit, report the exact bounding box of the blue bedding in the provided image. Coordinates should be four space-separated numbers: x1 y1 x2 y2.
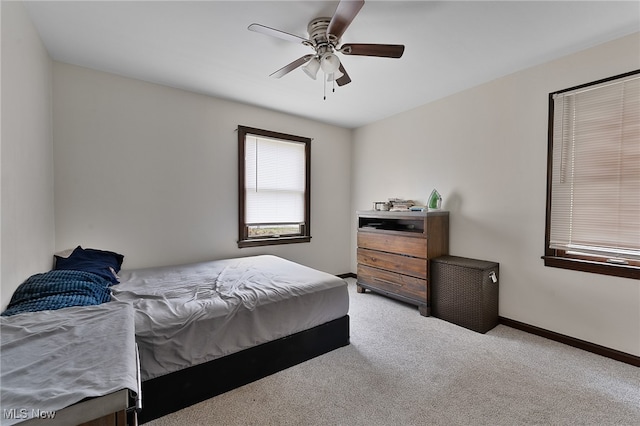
1 270 112 317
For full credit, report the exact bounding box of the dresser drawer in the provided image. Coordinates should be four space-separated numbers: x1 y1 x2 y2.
358 232 427 258
357 248 427 279
357 264 427 302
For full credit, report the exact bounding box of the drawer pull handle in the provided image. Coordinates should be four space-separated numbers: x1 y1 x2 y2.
373 277 402 288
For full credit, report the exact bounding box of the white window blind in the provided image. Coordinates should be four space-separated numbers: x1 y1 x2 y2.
245 135 305 224
549 73 640 261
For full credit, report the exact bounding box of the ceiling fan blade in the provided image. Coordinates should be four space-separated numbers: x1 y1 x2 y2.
336 63 351 86
248 23 309 45
327 0 365 41
270 54 314 78
340 43 405 58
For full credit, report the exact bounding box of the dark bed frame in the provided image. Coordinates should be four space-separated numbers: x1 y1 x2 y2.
138 315 350 423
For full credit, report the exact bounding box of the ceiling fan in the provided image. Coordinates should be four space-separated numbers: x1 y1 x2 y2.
248 0 405 89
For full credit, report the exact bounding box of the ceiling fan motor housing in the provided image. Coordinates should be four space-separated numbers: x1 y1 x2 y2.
307 17 339 54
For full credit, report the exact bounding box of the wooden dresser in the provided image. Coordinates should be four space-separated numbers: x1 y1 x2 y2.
356 210 449 316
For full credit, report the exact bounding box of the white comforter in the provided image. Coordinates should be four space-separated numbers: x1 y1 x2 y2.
0 301 138 425
111 255 349 380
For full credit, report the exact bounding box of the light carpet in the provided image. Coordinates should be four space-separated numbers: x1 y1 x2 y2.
147 278 640 426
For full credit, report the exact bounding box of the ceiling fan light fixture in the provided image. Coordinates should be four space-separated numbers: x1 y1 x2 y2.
320 52 340 74
327 69 344 81
302 57 321 80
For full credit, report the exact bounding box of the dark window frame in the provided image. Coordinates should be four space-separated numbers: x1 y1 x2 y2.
542 70 640 280
237 125 311 248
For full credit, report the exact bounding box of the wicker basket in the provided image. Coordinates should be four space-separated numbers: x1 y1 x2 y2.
431 255 499 333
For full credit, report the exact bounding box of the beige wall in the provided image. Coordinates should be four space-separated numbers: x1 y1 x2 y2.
52 62 353 275
351 32 640 357
1 1 55 309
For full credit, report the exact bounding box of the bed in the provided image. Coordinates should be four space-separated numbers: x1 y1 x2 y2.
1 251 350 424
110 254 350 423
0 301 139 425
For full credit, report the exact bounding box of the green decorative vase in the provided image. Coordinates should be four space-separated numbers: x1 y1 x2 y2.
428 189 442 210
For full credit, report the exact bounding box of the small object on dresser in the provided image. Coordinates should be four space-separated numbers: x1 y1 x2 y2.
373 201 390 211
388 198 414 211
428 189 442 210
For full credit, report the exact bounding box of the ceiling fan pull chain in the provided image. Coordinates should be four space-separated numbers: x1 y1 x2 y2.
323 76 327 100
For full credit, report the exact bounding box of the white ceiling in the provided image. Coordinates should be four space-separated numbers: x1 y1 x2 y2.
25 1 640 129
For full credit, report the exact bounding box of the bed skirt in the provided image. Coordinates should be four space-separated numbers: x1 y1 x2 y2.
139 315 350 423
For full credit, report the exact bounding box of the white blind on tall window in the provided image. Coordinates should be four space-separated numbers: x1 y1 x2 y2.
549 73 640 260
245 135 305 224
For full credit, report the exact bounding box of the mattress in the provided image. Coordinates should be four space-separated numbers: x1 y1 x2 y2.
111 255 349 381
0 301 139 425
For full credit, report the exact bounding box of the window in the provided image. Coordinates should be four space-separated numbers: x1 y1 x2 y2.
238 126 311 248
543 70 640 279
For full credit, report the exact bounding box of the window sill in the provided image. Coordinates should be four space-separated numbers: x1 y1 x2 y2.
238 236 311 248
542 256 640 280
